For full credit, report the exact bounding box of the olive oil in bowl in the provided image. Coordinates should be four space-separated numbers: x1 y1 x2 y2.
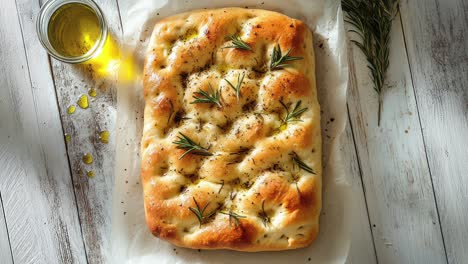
47 3 101 58
37 0 107 63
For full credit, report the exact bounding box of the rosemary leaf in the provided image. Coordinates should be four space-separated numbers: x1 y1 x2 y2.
280 100 308 125
224 72 245 101
290 152 316 174
258 200 270 227
224 34 252 51
270 44 303 70
218 180 225 194
220 210 246 226
342 0 399 125
188 197 218 227
167 100 174 125
230 191 237 200
191 84 222 107
291 174 301 196
173 132 212 159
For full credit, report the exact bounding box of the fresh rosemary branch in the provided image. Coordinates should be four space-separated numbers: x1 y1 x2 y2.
224 34 252 51
224 72 245 101
173 132 212 159
280 100 308 125
270 44 303 70
188 197 218 227
191 84 222 107
258 200 270 227
342 0 399 126
290 152 316 174
220 210 246 226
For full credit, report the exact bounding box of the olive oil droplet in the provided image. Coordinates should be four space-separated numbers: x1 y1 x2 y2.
47 3 101 57
88 88 97 97
77 94 89 109
67 105 76 114
65 133 71 142
99 130 110 144
181 28 198 41
86 170 95 178
82 153 93 164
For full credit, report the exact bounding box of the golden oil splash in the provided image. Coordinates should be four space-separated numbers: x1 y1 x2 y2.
88 34 139 81
47 3 101 57
217 63 230 74
279 124 287 131
88 88 97 97
181 28 198 41
47 3 140 81
87 34 140 81
64 133 71 142
77 94 89 109
99 130 110 144
86 170 95 178
67 105 76 114
82 153 93 164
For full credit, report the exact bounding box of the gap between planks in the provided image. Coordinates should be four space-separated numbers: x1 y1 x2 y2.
344 109 378 264
0 193 14 264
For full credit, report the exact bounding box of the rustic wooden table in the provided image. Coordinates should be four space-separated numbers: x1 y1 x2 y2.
1 0 467 263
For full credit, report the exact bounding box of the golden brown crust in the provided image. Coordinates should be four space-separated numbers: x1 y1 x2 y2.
142 7 321 251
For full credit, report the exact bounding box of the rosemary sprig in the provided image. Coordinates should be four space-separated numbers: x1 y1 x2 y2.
280 100 308 125
270 44 303 70
224 72 245 101
173 132 212 159
191 84 222 107
258 200 270 227
188 197 218 227
220 210 246 226
224 34 252 51
290 152 316 174
342 0 399 126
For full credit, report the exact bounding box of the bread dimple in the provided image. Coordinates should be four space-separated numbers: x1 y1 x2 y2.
142 7 321 251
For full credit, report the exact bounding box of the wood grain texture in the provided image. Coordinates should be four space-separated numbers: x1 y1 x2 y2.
0 0 87 263
346 15 447 263
30 0 121 261
342 114 377 264
399 0 468 263
0 195 13 264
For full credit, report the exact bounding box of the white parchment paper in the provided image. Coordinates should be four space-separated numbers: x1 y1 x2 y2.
112 0 351 263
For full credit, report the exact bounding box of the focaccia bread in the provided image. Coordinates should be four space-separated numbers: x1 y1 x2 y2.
141 7 321 251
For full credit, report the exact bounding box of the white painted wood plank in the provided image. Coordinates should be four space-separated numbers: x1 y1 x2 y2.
342 113 377 264
346 14 447 264
14 0 122 261
0 195 13 264
399 0 468 263
0 0 87 263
